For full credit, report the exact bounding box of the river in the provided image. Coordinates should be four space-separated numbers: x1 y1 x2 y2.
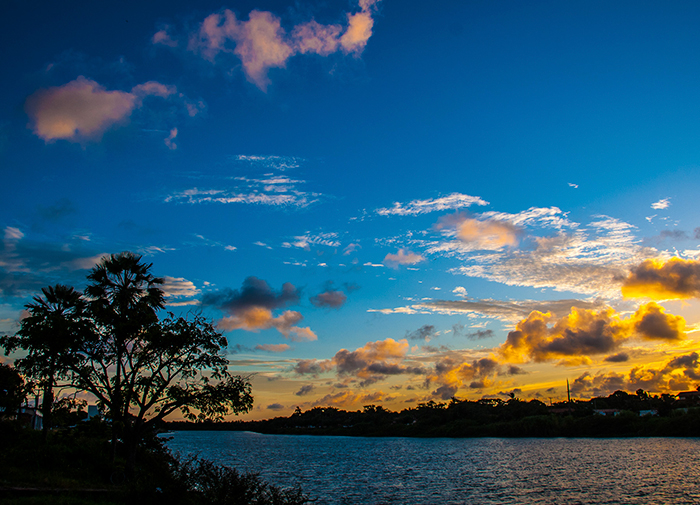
164 431 700 504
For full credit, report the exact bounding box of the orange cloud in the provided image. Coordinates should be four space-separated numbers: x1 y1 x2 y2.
218 307 317 341
383 249 424 268
293 338 425 385
25 77 178 144
500 303 686 364
255 343 291 352
621 257 700 300
436 213 520 250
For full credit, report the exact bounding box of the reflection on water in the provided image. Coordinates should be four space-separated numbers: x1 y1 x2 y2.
165 432 700 504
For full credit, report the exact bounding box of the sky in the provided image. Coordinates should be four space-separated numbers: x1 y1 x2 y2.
3 0 700 420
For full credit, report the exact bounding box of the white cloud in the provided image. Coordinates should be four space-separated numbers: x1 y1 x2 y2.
651 198 671 210
162 276 201 299
376 193 489 216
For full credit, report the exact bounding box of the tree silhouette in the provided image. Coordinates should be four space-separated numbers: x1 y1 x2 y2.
1 252 253 473
0 284 89 440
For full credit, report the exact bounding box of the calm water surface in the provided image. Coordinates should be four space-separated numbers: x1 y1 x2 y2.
165 431 700 504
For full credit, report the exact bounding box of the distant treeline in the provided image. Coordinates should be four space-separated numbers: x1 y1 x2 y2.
164 389 700 438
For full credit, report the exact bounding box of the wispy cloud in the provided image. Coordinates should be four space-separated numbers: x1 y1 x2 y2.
376 193 488 216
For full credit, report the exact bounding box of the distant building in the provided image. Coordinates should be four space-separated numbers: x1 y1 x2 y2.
638 409 658 417
593 409 620 417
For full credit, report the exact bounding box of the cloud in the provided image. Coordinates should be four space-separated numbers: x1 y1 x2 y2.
499 303 685 364
651 198 671 210
436 213 520 250
161 276 200 299
310 289 347 309
309 390 391 408
604 352 629 363
152 27 178 47
202 277 300 312
448 216 654 296
571 352 700 397
188 0 379 91
376 193 488 216
295 384 315 396
37 199 76 222
426 354 500 397
165 164 320 208
219 307 317 341
406 324 436 341
621 257 700 300
266 403 285 411
383 248 424 268
25 76 181 144
294 338 426 386
204 277 315 341
255 343 291 352
164 127 177 150
406 297 606 323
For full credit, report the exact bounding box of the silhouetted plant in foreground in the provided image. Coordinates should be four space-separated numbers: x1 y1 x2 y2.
0 252 253 474
0 419 313 505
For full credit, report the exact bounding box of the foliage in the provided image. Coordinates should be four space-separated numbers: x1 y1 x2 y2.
0 252 253 469
171 457 311 505
0 363 30 416
0 420 312 505
168 388 700 438
0 284 90 436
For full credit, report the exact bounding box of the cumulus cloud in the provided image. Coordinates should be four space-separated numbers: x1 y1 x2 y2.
219 307 316 341
294 338 426 386
188 0 379 90
499 303 685 364
621 257 700 300
572 352 700 396
426 354 500 398
202 277 300 312
376 193 488 216
204 277 315 341
310 289 347 309
24 76 182 144
383 248 424 268
309 390 390 408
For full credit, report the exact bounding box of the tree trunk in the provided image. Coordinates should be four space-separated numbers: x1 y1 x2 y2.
41 377 53 444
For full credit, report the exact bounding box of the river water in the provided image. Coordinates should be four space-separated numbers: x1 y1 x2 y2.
164 431 700 504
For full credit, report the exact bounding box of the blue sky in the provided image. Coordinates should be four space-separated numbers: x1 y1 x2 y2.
3 0 700 418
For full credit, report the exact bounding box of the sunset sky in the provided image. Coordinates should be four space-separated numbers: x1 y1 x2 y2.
3 0 700 420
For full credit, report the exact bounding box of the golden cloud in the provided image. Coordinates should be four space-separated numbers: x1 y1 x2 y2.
500 303 686 364
621 257 700 300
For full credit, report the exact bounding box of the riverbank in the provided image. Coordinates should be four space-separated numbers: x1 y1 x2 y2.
0 420 311 505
